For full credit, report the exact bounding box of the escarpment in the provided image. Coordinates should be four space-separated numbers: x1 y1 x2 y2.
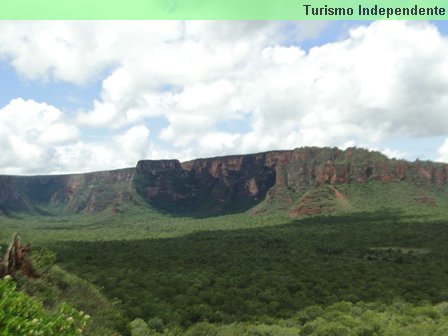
0 147 447 217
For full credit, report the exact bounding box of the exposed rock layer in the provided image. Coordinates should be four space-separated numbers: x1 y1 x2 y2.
0 147 447 216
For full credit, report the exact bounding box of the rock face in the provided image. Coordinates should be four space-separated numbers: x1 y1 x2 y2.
134 153 277 213
134 147 448 215
0 147 447 217
0 168 135 215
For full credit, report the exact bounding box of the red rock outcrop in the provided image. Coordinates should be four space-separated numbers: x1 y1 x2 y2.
0 147 447 216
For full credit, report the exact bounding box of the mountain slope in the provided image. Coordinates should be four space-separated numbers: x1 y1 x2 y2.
1 147 447 217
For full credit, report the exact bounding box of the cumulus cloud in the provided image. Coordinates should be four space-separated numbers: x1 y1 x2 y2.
0 98 80 174
51 125 159 174
0 21 183 84
115 125 153 163
1 21 448 174
437 139 448 163
238 21 448 150
78 21 448 156
0 98 163 174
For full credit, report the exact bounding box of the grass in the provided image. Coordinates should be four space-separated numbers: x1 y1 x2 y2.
0 202 290 244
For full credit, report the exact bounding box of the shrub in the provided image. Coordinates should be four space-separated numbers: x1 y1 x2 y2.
0 276 89 335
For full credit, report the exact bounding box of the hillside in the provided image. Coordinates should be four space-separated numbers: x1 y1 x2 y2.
0 240 128 335
2 147 448 335
1 147 447 218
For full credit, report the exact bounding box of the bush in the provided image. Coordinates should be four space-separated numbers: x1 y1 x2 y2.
32 247 57 274
184 322 218 336
0 276 89 335
130 318 150 336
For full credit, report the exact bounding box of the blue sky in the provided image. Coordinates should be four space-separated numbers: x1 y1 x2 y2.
0 21 448 174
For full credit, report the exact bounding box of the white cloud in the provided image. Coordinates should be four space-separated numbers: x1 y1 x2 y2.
197 132 241 157
0 98 80 174
235 21 448 154
38 123 80 145
437 139 448 163
52 123 175 174
114 125 152 163
36 125 166 175
0 21 183 84
1 21 448 174
158 80 241 147
0 98 164 174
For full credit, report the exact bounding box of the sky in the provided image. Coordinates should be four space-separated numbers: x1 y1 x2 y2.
1 20 448 175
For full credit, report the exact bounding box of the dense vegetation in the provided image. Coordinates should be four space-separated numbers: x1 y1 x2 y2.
0 276 89 335
177 300 448 336
2 198 448 335
37 210 447 334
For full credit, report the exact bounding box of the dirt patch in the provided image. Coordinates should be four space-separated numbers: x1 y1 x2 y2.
331 186 348 203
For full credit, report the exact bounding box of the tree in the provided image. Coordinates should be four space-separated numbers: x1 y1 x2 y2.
130 318 151 336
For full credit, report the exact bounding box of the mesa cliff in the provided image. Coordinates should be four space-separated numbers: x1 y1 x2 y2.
1 147 447 217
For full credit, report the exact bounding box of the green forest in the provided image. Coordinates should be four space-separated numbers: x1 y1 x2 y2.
1 208 448 335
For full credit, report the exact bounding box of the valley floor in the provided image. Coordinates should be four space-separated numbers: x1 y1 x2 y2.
1 208 448 335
